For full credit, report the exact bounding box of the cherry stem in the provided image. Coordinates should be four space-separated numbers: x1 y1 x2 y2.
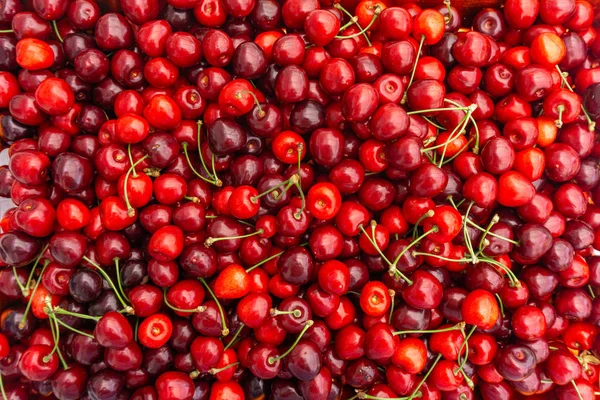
268 320 314 364
392 227 438 269
447 195 466 210
455 325 476 375
51 306 101 321
163 288 206 313
293 146 306 220
134 317 139 342
408 107 469 117
388 289 396 324
209 362 240 375
495 293 505 317
444 0 453 24
477 214 499 253
45 313 68 370
12 267 26 296
404 35 426 100
82 256 133 313
444 98 480 153
198 278 229 336
127 144 138 178
55 317 95 339
0 29 13 33
204 229 264 247
481 257 520 287
23 244 50 297
462 202 478 262
224 323 245 351
359 394 412 400
437 106 477 167
359 222 394 266
270 308 302 318
572 380 585 400
588 285 596 299
19 260 50 329
412 210 435 240
123 154 150 216
333 4 372 46
422 115 446 130
240 90 264 116
51 20 63 42
252 174 298 202
246 251 284 273
0 371 7 400
393 321 465 336
196 120 218 182
465 218 519 246
335 6 380 39
339 16 359 31
182 142 220 187
407 353 443 400
555 65 596 132
114 258 129 302
442 137 474 165
555 104 565 128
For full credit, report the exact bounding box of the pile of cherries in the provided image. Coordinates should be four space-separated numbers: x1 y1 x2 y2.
1 0 600 398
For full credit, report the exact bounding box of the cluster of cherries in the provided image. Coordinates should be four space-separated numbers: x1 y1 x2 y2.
0 0 600 398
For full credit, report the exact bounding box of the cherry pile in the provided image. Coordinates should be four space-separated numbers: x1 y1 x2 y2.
0 0 600 398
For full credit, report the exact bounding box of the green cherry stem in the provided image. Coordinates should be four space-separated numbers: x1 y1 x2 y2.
182 142 221 187
407 106 468 116
407 353 444 400
462 202 478 262
196 120 214 178
412 209 435 240
495 293 505 317
0 371 7 400
339 16 359 31
572 380 585 400
114 258 129 302
404 35 426 98
12 267 27 296
388 289 396 324
204 229 264 247
208 362 240 375
246 251 284 273
50 306 101 321
455 325 477 373
224 323 245 351
333 3 372 46
163 288 206 313
393 322 465 336
127 144 138 177
359 222 395 267
252 174 298 202
198 278 229 336
270 308 302 318
51 20 63 43
19 260 50 328
555 65 596 132
82 256 133 313
465 218 519 246
392 227 438 268
122 154 150 216
55 317 95 339
268 320 314 365
44 314 68 369
24 244 50 297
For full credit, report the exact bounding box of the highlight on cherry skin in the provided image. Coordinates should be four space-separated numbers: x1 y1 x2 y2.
0 0 599 399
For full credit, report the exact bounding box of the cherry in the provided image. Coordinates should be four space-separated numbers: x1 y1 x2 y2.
18 344 58 382
94 311 134 349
